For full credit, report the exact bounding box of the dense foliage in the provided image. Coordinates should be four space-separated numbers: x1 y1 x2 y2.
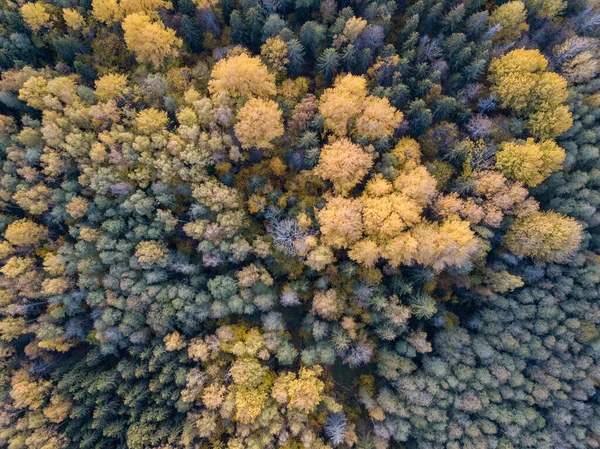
0 0 598 448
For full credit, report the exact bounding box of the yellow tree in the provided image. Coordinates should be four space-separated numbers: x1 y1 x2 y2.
489 1 529 43
91 0 123 24
525 0 566 19
122 14 182 67
315 138 374 195
120 0 172 17
62 8 85 29
488 49 573 138
271 366 325 413
20 2 51 32
95 74 129 101
319 74 367 135
135 240 167 263
496 138 565 187
488 48 548 113
348 239 380 267
234 98 284 149
135 108 169 134
504 211 583 263
260 37 289 75
361 192 422 240
317 196 363 248
392 137 422 170
4 219 47 247
208 53 277 99
393 165 438 207
354 96 403 140
334 17 367 47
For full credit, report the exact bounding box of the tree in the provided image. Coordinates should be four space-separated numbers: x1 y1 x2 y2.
361 192 422 240
122 14 182 67
489 48 549 112
319 74 367 135
504 211 583 263
62 8 85 29
4 219 47 246
135 240 167 263
496 138 566 187
208 52 276 99
135 108 169 134
287 39 306 76
315 138 374 194
120 0 172 17
354 95 403 140
95 73 129 101
488 49 573 138
348 239 380 267
316 48 340 80
317 196 363 248
260 37 289 74
20 3 51 32
311 289 343 319
66 197 89 219
0 317 26 341
92 0 123 24
271 366 325 412
526 0 566 19
234 98 284 149
489 1 529 43
180 15 204 52
393 166 438 207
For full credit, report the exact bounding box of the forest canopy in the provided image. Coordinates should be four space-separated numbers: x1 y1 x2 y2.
0 0 599 448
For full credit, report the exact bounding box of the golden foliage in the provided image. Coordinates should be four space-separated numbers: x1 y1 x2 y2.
354 96 403 140
526 0 566 19
489 1 529 43
348 239 381 267
272 366 325 412
320 74 403 138
315 138 374 195
317 196 363 249
496 138 565 187
135 240 167 263
319 74 368 136
0 316 26 341
208 53 277 99
21 2 51 32
383 218 481 272
392 137 422 170
92 0 123 24
311 289 343 319
120 0 172 17
234 98 284 149
393 166 438 207
260 37 289 74
4 219 47 246
122 14 182 67
62 8 85 29
1 256 34 278
66 197 89 219
489 49 573 138
43 394 73 423
13 185 52 215
504 211 583 263
164 331 186 351
135 108 169 134
362 193 422 241
10 369 52 410
305 245 335 271
95 73 129 102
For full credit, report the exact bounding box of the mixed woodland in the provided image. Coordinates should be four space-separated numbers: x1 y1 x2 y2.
0 0 599 447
